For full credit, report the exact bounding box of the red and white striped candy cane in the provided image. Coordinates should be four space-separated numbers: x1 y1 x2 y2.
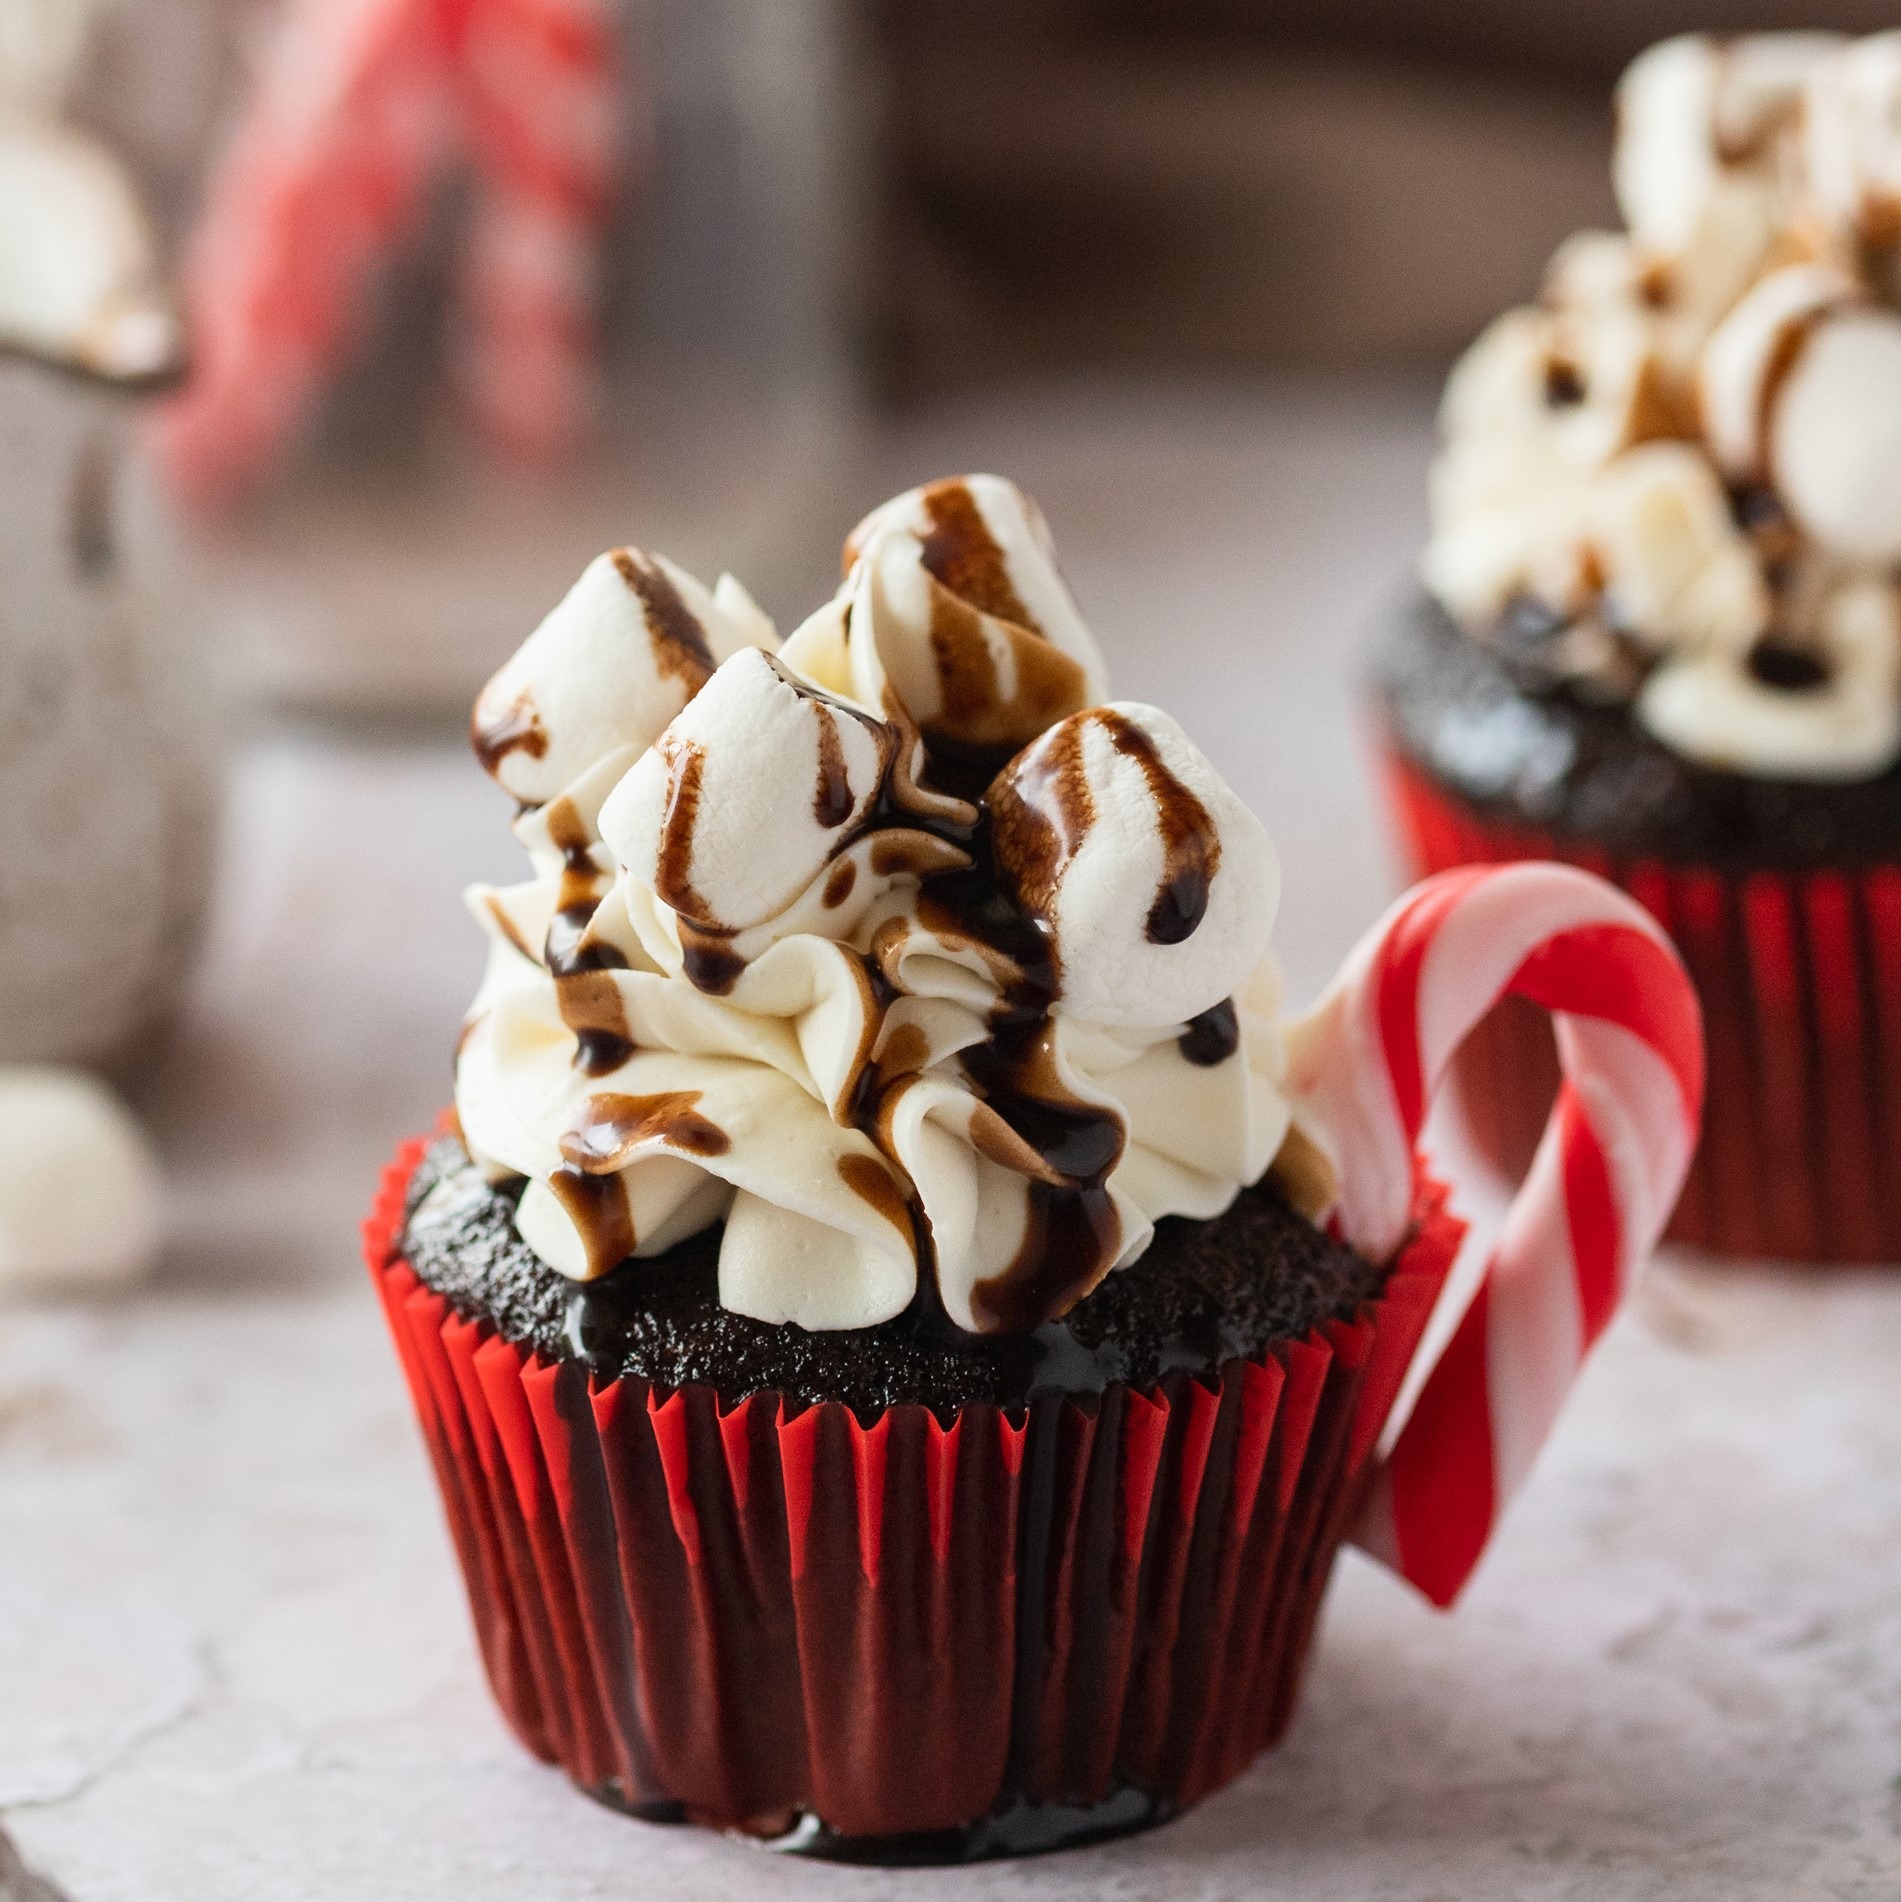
1287 863 1705 1608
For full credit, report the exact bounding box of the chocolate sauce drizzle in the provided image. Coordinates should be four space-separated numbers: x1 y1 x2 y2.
1102 712 1222 944
488 513 1242 1337
1178 999 1239 1067
909 479 1091 750
918 479 1040 629
541 697 1238 1331
471 690 549 778
652 736 712 923
904 812 1129 1334
550 1166 635 1279
611 549 716 684
563 1090 731 1168
543 797 635 1075
989 706 1222 948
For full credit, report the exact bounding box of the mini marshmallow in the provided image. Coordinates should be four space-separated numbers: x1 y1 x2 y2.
990 703 1278 1029
1593 443 1769 652
1422 435 1600 630
0 1066 161 1294
1697 262 1862 479
1613 34 1833 312
839 474 1109 747
600 648 892 934
1802 33 1901 285
471 549 772 806
843 475 1103 669
1772 307 1901 565
1439 303 1673 473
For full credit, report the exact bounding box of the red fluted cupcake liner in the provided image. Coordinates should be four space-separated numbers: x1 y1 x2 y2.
1379 742 1901 1263
365 1137 1461 1852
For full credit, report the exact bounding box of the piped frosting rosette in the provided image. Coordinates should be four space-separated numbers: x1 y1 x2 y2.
1426 30 1901 781
456 476 1308 1336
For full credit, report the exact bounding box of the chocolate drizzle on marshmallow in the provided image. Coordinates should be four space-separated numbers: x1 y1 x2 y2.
610 550 716 685
471 692 549 779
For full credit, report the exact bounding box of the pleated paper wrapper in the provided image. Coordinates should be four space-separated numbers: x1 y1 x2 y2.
1381 743 1900 1263
366 1136 1461 1844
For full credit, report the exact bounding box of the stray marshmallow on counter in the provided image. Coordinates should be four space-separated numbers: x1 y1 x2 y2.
0 1066 162 1293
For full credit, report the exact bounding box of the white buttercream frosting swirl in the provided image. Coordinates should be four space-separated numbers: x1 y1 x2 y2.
1425 31 1901 782
455 475 1322 1335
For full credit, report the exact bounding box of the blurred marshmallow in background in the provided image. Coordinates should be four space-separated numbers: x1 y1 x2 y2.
0 1065 162 1295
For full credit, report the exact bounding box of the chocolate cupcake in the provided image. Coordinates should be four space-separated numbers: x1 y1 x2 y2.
370 476 1702 1858
1376 31 1901 1262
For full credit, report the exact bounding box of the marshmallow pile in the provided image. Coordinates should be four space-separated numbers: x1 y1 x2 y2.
452 476 1311 1335
1426 31 1901 780
0 0 179 381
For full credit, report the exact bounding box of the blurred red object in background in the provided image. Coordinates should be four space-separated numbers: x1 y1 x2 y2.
153 0 629 513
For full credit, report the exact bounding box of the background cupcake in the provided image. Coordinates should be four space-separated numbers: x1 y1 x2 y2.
1376 31 1901 1263
371 475 1701 1859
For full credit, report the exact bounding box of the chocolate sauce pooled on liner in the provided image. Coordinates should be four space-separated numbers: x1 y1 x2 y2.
399 1135 1383 1415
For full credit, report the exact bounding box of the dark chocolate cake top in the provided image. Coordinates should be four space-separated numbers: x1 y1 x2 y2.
398 1136 1384 1415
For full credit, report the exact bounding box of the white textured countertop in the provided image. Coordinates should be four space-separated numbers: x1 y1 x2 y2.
5 382 1899 1901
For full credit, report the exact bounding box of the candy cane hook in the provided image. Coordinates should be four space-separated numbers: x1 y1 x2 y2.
1286 863 1705 1607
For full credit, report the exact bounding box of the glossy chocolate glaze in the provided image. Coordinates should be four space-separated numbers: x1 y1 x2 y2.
399 1135 1385 1416
1377 591 1901 867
